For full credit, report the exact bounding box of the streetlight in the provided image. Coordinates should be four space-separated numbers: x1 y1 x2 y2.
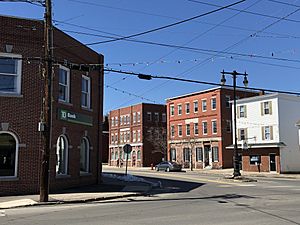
221 70 248 178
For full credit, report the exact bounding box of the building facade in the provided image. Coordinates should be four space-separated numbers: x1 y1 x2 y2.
167 87 256 169
0 16 104 195
233 93 300 173
109 103 167 167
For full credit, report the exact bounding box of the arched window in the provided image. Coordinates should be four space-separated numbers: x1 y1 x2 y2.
111 150 115 160
80 137 90 173
56 135 68 175
0 132 18 177
137 150 141 160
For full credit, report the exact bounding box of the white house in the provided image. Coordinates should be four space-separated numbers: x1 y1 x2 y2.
233 93 300 173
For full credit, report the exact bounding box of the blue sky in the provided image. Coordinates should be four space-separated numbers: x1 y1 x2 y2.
1 0 300 114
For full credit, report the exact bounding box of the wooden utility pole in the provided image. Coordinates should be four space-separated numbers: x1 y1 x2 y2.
40 0 53 202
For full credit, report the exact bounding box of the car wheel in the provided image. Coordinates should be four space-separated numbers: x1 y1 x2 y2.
156 167 159 171
166 167 170 172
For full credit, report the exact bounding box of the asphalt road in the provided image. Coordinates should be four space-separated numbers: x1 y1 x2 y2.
2 169 300 225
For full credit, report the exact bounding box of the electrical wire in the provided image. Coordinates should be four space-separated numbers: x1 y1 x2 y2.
267 0 300 8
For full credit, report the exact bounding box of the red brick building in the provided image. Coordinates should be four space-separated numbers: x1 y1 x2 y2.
109 103 167 167
167 87 256 169
0 16 104 195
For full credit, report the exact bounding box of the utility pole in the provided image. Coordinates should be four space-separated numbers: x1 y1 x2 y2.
40 0 53 202
221 70 248 178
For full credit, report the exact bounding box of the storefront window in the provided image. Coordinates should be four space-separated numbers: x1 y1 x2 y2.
0 133 17 177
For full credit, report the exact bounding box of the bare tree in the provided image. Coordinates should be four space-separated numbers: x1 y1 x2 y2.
145 126 168 161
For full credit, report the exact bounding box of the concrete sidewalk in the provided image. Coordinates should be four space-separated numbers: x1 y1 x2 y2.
0 175 152 210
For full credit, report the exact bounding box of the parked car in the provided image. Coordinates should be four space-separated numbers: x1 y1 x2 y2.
155 161 182 172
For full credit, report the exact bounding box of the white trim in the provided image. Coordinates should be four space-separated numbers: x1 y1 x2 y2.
58 65 70 103
56 134 69 176
0 131 19 179
81 75 91 109
80 137 90 173
0 53 22 95
211 119 217 134
211 97 217 111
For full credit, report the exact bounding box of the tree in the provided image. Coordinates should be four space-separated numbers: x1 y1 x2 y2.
145 125 168 161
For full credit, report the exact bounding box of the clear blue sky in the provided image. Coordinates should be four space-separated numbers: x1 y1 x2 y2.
1 0 300 114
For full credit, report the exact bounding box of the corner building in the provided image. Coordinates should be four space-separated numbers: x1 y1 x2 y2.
0 16 104 195
109 103 167 167
167 87 256 169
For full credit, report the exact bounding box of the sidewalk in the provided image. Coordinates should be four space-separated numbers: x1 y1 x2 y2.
0 174 152 210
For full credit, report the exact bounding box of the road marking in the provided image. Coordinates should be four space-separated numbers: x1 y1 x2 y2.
266 185 296 189
0 210 6 217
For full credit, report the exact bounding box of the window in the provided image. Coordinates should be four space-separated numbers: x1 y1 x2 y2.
171 125 175 137
212 120 217 134
137 112 141 123
137 130 141 141
127 115 130 124
58 66 70 102
250 155 261 165
261 101 272 115
202 99 207 112
120 133 123 143
115 133 118 143
225 96 231 108
196 147 203 162
56 135 68 175
185 103 190 114
194 101 198 113
238 105 246 118
133 131 136 142
81 75 91 108
120 116 123 125
183 148 190 162
147 112 152 121
178 104 182 115
0 54 22 95
202 121 207 135
133 112 136 124
111 117 115 127
111 134 114 144
194 123 199 135
115 117 118 126
170 148 176 161
137 150 141 160
80 137 90 173
238 128 247 141
0 132 18 177
170 105 175 116
162 113 166 123
178 125 182 136
186 124 190 136
211 98 216 110
212 147 219 162
154 112 159 122
226 120 231 132
262 126 273 140
111 150 115 160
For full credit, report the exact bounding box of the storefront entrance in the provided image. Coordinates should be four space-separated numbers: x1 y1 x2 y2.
204 146 212 168
269 154 276 172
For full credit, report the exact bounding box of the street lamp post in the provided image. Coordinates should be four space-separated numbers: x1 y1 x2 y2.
221 70 248 178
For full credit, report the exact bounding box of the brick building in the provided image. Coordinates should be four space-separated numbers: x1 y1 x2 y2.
109 103 167 167
102 116 109 163
166 87 256 169
0 16 104 195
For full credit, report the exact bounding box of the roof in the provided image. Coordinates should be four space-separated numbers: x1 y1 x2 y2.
296 120 300 126
235 92 300 104
166 86 256 101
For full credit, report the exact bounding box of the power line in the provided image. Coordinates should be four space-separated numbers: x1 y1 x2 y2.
105 68 300 96
105 84 156 103
0 0 44 6
267 0 300 8
188 0 300 23
55 0 246 49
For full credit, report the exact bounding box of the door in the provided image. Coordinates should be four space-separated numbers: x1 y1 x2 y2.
204 146 211 167
269 154 276 172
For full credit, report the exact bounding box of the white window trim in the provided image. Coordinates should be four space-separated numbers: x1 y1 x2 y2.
211 97 217 111
0 131 19 179
193 100 198 113
171 125 175 137
202 99 207 112
0 53 22 96
177 104 182 115
185 102 190 114
58 65 70 103
147 112 152 121
170 104 175 116
211 119 217 134
178 124 183 137
186 124 191 136
81 75 91 109
137 112 141 122
202 121 208 135
56 134 69 176
194 123 199 136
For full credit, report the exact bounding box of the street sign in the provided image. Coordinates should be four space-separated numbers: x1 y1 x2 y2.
123 144 132 154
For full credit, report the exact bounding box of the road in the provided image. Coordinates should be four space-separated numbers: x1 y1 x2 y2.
1 168 300 225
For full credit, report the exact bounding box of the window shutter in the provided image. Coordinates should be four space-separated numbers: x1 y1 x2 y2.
245 128 248 140
261 102 264 116
261 126 265 140
270 126 273 140
238 129 241 141
269 101 272 115
237 106 240 118
244 105 247 118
